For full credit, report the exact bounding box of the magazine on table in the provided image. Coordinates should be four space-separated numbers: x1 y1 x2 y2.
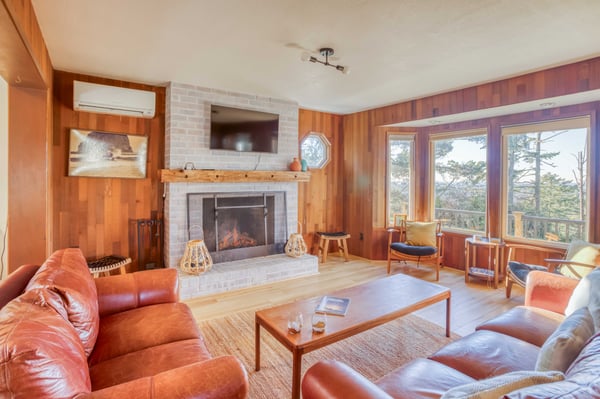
315 296 350 316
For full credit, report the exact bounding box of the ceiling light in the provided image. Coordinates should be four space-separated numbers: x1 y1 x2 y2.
301 48 350 75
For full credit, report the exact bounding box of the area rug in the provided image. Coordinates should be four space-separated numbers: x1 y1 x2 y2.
198 310 460 398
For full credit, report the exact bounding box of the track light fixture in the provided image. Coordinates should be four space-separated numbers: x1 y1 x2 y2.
301 48 350 74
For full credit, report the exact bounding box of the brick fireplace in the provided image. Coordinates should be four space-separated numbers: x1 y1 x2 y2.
164 82 318 299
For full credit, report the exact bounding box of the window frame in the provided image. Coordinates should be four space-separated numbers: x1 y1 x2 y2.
500 116 591 245
386 133 416 225
300 132 331 169
429 128 489 234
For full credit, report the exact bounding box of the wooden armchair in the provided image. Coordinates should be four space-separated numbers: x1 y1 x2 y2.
387 216 444 281
505 242 598 298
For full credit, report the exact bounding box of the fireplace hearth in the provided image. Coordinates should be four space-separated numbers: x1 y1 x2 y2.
187 192 287 263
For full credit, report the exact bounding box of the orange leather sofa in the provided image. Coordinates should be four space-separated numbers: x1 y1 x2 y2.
0 248 248 398
302 271 600 398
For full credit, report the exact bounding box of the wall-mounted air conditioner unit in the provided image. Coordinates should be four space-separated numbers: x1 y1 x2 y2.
73 80 156 118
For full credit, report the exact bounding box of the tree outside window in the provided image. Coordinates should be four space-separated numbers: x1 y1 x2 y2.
502 117 589 243
387 135 414 225
431 130 488 233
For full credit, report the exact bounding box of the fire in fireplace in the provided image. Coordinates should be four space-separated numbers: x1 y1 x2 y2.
219 223 257 250
187 192 288 263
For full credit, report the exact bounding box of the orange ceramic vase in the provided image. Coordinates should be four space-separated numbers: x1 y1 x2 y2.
289 157 302 171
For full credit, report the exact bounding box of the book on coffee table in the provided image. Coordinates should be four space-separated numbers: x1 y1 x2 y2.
315 296 350 316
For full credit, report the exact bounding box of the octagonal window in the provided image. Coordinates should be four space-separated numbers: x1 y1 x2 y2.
301 132 331 169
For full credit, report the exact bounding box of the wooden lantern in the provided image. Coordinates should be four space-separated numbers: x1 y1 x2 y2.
180 239 213 275
285 233 307 257
285 232 307 258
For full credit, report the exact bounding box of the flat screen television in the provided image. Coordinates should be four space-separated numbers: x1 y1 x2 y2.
210 104 279 153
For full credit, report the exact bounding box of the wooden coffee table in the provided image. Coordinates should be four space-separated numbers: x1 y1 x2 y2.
254 273 451 399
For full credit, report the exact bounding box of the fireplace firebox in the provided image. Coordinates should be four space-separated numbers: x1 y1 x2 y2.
186 192 288 263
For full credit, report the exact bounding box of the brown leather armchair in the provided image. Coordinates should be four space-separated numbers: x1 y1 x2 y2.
0 249 248 398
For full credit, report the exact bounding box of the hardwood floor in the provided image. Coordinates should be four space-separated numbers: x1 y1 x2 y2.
184 255 526 337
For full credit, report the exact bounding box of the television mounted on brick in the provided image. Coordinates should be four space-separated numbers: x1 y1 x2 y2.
210 104 279 153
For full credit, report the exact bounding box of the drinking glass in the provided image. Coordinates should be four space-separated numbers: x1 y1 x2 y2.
312 313 327 333
287 312 303 334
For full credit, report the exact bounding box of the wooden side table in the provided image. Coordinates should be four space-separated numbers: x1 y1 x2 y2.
464 237 505 289
317 232 350 263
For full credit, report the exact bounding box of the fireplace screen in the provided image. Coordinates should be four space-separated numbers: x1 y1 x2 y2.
187 192 287 263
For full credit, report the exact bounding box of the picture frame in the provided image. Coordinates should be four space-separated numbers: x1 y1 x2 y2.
68 129 148 178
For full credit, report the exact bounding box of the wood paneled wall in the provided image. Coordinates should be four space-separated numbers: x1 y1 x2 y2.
52 71 165 269
298 109 344 252
341 111 375 259
2 0 53 272
371 58 600 127
1 0 52 88
342 70 600 267
8 87 49 268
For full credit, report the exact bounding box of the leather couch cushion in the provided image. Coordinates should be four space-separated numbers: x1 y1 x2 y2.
429 330 540 380
376 358 475 399
89 302 202 365
0 289 91 398
90 338 212 390
476 305 563 347
26 248 99 356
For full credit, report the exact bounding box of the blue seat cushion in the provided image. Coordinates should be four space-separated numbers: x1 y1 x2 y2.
507 261 549 286
390 242 437 257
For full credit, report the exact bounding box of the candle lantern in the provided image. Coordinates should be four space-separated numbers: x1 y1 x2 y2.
180 239 213 275
285 223 307 258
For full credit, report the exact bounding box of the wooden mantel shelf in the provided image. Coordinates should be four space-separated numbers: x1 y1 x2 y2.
159 169 310 183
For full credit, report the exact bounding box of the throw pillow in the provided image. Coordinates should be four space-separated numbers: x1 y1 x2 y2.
441 370 564 399
565 276 591 317
586 269 600 331
535 307 595 372
405 222 436 247
565 267 600 330
561 240 600 279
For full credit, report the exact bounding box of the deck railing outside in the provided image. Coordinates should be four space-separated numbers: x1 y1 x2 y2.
435 208 585 242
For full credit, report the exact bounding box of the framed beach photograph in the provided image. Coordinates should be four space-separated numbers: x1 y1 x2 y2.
68 129 148 178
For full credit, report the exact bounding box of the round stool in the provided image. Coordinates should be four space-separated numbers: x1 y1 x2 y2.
317 232 351 263
87 255 131 278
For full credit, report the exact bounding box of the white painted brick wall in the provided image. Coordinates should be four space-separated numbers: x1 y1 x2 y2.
164 82 300 268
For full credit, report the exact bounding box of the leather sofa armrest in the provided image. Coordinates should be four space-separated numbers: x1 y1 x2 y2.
95 268 179 317
524 270 578 315
0 264 40 309
80 356 248 399
302 360 393 399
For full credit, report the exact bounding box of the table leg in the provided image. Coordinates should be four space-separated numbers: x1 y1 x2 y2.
322 238 329 263
493 246 499 289
445 295 451 337
464 241 470 283
255 318 261 371
291 349 302 399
